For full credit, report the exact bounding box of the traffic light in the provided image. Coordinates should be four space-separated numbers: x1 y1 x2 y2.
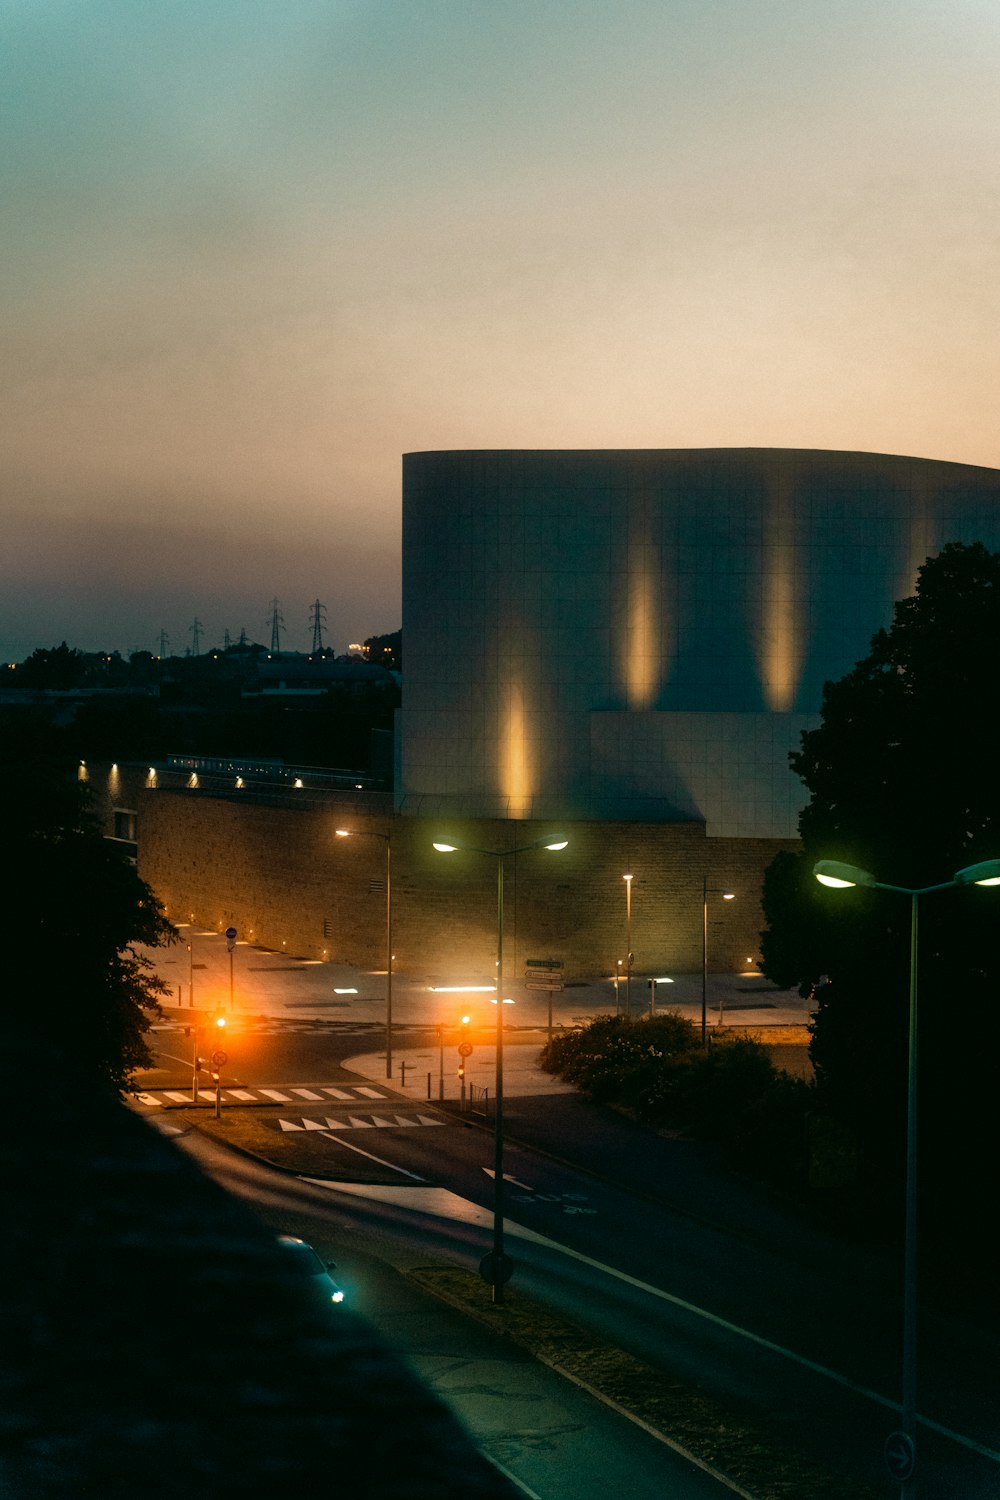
195 1056 204 1072
215 1013 226 1030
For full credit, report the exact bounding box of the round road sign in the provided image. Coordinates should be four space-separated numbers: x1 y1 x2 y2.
458 1041 474 1057
225 926 237 940
478 1250 514 1288
211 1049 228 1068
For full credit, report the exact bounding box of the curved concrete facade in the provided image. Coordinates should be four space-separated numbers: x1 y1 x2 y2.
399 448 1000 837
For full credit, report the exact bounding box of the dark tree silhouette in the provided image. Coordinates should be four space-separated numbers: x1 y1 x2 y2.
1 719 174 1094
760 542 1000 1256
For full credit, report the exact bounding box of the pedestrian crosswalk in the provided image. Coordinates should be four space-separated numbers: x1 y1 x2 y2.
278 1114 445 1132
131 1083 399 1109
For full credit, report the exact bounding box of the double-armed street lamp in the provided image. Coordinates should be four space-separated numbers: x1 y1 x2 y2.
813 855 1000 1496
336 828 393 1078
701 879 736 1047
433 834 568 1303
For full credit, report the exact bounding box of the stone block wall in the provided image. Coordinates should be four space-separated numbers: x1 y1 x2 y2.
135 783 795 982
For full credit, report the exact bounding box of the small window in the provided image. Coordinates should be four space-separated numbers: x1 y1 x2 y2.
113 809 138 842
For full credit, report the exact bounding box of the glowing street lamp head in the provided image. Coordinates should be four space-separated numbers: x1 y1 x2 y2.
544 839 568 851
722 892 736 901
953 858 1000 887
813 860 878 889
335 829 351 838
433 842 458 853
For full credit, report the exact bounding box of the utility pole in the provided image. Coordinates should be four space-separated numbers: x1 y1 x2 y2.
189 618 202 656
309 599 328 654
267 598 284 654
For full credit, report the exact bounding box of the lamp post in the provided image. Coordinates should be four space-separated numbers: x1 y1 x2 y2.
701 879 736 1048
336 828 393 1078
813 855 1000 1497
623 873 633 1016
434 834 568 1303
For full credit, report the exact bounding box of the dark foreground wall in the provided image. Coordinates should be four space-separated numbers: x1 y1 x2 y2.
2 1030 516 1500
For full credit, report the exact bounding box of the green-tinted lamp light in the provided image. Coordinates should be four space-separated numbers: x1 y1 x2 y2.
813 860 878 889
544 839 569 851
433 842 458 853
953 858 1000 887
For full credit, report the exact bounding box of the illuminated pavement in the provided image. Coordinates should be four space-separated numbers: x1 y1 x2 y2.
143 924 812 1036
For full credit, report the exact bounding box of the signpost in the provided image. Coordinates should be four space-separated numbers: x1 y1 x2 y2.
225 926 237 1009
525 960 564 1040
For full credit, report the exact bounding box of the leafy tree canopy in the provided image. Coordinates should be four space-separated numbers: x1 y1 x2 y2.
760 542 1000 1232
1 718 174 1095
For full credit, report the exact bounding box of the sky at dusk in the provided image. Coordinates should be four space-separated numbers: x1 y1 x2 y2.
3 1 1000 662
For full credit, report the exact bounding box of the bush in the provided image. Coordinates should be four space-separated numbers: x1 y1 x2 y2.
540 1016 814 1190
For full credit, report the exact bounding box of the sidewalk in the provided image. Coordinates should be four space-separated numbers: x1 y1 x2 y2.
145 930 812 1034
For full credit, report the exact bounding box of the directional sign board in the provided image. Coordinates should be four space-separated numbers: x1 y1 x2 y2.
525 958 563 969
526 979 564 992
883 1431 916 1483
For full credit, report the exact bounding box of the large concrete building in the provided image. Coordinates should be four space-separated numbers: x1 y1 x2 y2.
102 447 1000 985
399 448 1000 839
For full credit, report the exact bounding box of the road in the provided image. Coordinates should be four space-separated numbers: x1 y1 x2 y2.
137 1009 1000 1499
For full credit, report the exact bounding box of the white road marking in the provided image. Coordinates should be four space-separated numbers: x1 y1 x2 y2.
370 1115 397 1128
291 1088 324 1100
416 1114 445 1127
259 1089 291 1101
279 1119 303 1132
348 1115 374 1129
323 1087 354 1099
229 1090 257 1101
355 1086 387 1098
164 1091 191 1103
133 1093 161 1107
324 1117 349 1130
306 1135 424 1179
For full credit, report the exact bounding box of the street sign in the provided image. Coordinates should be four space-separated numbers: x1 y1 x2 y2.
525 958 562 969
458 1041 474 1057
478 1250 514 1288
525 980 564 992
211 1050 228 1067
225 927 237 940
884 1431 916 1483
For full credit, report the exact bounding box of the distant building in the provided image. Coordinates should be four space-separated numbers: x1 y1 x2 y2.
398 448 1000 837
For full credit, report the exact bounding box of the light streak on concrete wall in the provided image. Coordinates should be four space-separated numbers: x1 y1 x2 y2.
760 472 801 712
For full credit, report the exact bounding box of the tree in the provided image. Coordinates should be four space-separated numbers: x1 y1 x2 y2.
17 641 86 689
1 718 174 1095
760 542 1000 1256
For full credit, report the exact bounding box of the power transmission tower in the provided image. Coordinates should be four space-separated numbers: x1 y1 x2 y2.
309 599 328 653
267 598 284 654
190 618 203 656
157 629 170 658
223 628 232 651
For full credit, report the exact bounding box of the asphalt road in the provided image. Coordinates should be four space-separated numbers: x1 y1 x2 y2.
137 1010 1000 1499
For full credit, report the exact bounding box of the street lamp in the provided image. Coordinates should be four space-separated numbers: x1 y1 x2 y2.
813 855 1000 1496
623 873 633 1016
336 828 393 1078
701 879 735 1047
433 834 568 1303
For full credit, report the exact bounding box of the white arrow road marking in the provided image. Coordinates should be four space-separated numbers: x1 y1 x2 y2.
482 1169 534 1190
279 1119 303 1131
302 1119 328 1130
324 1117 349 1130
394 1115 419 1127
348 1115 374 1128
416 1114 445 1127
370 1115 397 1128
